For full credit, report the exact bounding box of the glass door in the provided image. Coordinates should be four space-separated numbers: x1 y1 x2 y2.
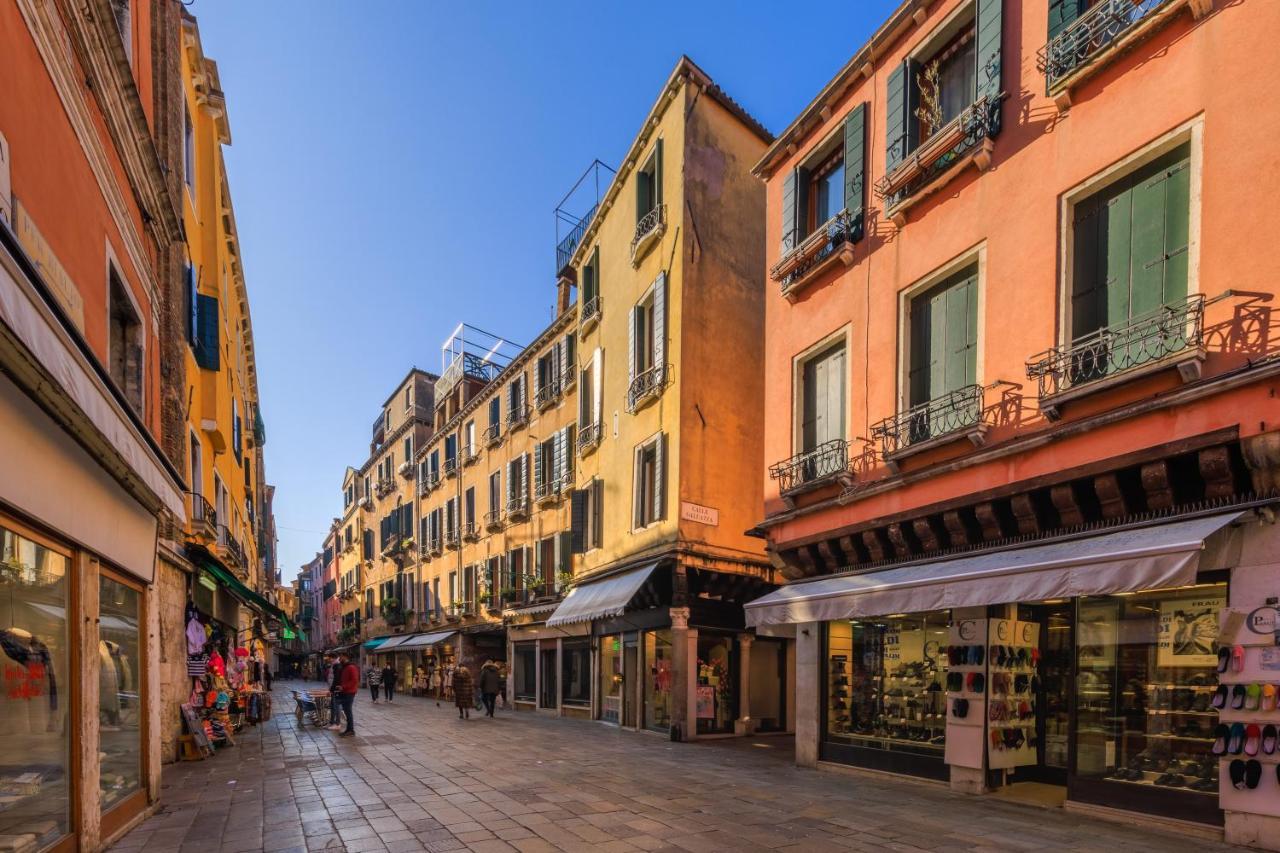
1012 601 1073 786
539 646 557 709
99 567 146 839
622 639 638 728
599 636 621 723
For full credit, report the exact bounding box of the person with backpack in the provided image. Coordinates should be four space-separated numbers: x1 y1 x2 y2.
366 662 382 703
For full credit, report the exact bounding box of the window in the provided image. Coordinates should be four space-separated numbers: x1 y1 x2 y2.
1070 144 1191 358
487 398 501 438
445 498 457 540
99 572 142 813
464 487 475 531
506 454 528 509
189 430 203 500
917 26 977 144
108 268 143 412
811 150 845 231
572 479 604 553
514 643 536 702
182 98 194 195
907 263 978 409
364 589 374 620
562 641 591 707
633 434 666 529
405 387 411 410
448 572 457 607
800 341 847 453
537 350 560 399
633 293 655 375
463 420 476 456
444 434 457 468
403 437 411 464
193 289 220 369
636 141 662 224
579 357 595 427
627 275 666 411
581 246 599 307
488 471 501 517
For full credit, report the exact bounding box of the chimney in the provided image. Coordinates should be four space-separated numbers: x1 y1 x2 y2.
555 267 576 317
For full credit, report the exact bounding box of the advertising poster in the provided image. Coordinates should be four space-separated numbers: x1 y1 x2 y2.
1157 593 1225 668
695 685 715 719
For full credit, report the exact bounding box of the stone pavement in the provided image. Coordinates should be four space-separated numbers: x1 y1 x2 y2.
109 682 1243 853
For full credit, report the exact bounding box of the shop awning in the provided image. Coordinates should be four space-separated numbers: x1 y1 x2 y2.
374 634 416 651
745 512 1244 628
397 630 456 650
199 558 293 630
363 637 388 649
546 562 659 627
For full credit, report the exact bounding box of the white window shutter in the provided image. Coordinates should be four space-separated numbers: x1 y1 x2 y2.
655 433 666 520
558 338 568 386
628 306 637 386
506 460 515 503
554 429 565 485
653 272 666 371
533 356 542 402
593 348 603 424
521 453 529 499
534 441 544 493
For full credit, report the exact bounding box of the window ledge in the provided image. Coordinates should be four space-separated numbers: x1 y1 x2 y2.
1036 346 1205 421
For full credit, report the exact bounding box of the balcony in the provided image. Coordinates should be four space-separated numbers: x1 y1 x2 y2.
631 204 666 266
484 510 504 532
427 537 443 557
437 350 503 402
462 444 480 467
872 384 988 466
380 535 400 559
535 380 562 412
484 422 502 447
371 411 387 446
507 405 530 432
580 295 602 332
443 457 459 479
462 521 480 543
563 361 577 389
1037 0 1201 108
418 544 434 562
556 200 599 275
444 529 460 550
373 477 395 498
768 439 851 497
188 493 217 540
770 211 861 301
419 473 441 495
534 479 562 506
217 524 246 572
626 364 670 413
359 495 373 510
1026 295 1206 420
506 496 530 522
397 461 415 480
577 421 602 456
874 96 999 226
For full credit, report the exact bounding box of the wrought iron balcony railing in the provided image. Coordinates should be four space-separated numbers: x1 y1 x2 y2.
484 510 504 532
557 202 598 273
419 473 440 495
631 204 666 264
484 422 502 447
461 521 480 542
462 444 480 467
437 351 503 401
188 493 217 534
1026 295 1205 405
443 457 459 479
374 477 395 498
534 478 561 504
874 96 998 214
506 496 530 521
507 405 530 431
768 439 851 496
577 421 602 455
871 384 986 459
427 536 443 557
581 295 602 329
626 364 669 413
380 535 401 559
771 211 861 294
1037 0 1175 94
563 361 577 388
535 380 562 411
444 530 460 549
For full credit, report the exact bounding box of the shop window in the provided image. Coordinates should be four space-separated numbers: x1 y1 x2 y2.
99 572 142 816
108 268 144 413
0 520 71 849
599 636 622 724
696 634 736 735
644 630 674 733
1075 583 1225 796
539 646 558 709
514 643 536 702
825 612 950 758
562 641 591 707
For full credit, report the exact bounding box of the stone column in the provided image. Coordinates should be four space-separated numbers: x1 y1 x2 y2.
670 606 690 740
795 621 820 767
734 633 754 735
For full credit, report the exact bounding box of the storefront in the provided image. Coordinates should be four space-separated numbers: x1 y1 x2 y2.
507 603 593 719
748 511 1266 827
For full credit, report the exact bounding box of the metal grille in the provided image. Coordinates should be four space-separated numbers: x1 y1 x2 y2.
557 202 598 272
1038 0 1175 92
484 422 502 446
1026 295 1204 399
189 493 216 529
871 384 985 457
773 211 859 291
631 204 667 258
581 295 602 326
768 439 851 495
874 96 998 210
507 405 530 430
626 364 669 412
577 422 602 454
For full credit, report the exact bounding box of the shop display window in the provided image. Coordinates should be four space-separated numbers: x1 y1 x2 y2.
561 641 591 707
0 521 71 849
696 633 735 735
1075 583 1226 794
513 642 535 702
99 573 143 814
644 630 673 733
600 635 621 724
825 611 949 756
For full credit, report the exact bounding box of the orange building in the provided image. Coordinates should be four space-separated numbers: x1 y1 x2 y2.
749 0 1280 838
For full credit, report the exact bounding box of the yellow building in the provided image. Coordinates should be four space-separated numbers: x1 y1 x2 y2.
528 57 780 739
176 13 283 642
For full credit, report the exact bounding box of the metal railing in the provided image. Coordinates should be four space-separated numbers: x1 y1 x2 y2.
626 364 669 412
577 422 602 455
444 530 460 549
426 536 443 556
1038 0 1175 93
443 457 459 479
437 351 503 400
507 405 530 431
484 422 502 446
371 412 387 443
189 493 216 531
1026 295 1205 400
461 521 480 542
506 496 530 520
535 380 562 411
768 439 851 495
534 479 561 503
484 510 504 531
772 211 860 291
872 384 986 457
631 204 666 260
462 444 479 467
874 96 998 211
557 202 599 272
581 295 602 327
419 473 440 495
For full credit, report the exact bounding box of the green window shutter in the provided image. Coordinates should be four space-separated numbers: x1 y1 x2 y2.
780 169 798 254
655 138 663 207
944 272 979 393
976 0 1003 135
1130 154 1191 317
843 103 867 242
885 62 909 173
185 264 198 346
1048 0 1083 40
910 266 979 405
194 294 220 370
794 166 810 243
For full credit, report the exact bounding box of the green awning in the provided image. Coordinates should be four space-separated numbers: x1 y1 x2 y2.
363 637 388 649
199 558 292 630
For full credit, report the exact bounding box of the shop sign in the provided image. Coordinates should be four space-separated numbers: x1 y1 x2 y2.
680 502 719 527
13 201 84 333
695 685 715 718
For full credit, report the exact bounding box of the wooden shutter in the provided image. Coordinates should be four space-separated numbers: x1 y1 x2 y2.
885 62 909 174
185 264 198 345
534 441 544 493
562 426 574 483
781 169 798 254
1048 0 1083 40
363 529 373 559
570 489 587 554
592 479 604 549
844 104 867 241
506 460 515 503
532 355 542 402
557 531 573 572
655 434 666 521
1130 153 1190 317
653 273 666 371
194 294 220 370
654 138 664 207
976 0 1003 134
521 453 529 500
402 504 414 538
628 305 638 388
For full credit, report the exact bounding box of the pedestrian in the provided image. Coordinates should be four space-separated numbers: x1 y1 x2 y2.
337 651 359 737
366 662 382 703
478 660 501 717
452 664 474 719
326 655 345 731
265 667 273 691
381 662 398 703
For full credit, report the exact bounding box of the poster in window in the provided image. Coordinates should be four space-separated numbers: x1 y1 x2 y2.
1076 602 1117 668
1157 593 1225 668
695 685 715 719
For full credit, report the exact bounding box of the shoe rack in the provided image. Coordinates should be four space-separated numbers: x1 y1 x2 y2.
944 617 987 770
987 618 1040 771
1218 609 1280 815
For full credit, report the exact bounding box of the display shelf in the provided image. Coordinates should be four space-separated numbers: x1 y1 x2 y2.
1147 709 1218 717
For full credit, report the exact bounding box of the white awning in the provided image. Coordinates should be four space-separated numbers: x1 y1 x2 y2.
546 562 659 627
373 634 416 651
746 512 1244 628
396 630 456 650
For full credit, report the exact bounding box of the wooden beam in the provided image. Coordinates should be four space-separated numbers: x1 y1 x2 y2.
1050 483 1084 527
1094 472 1129 519
1198 446 1235 499
1010 493 1039 535
1140 460 1175 509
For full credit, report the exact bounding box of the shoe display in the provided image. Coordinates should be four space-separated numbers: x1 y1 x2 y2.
1246 759 1263 790
1265 684 1278 712
1230 759 1248 789
1245 723 1262 756
1229 722 1247 755
1212 684 1228 709
1233 645 1246 674
1212 723 1229 756
1264 724 1277 755
1232 684 1247 710
1218 647 1232 674
1246 683 1262 711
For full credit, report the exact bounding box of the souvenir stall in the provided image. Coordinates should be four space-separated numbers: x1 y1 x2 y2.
180 599 273 760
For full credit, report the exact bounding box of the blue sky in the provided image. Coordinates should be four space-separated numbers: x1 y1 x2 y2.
192 1 899 580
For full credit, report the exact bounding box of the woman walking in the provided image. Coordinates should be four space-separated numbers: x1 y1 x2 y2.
381 662 398 703
452 664 474 720
366 662 382 703
478 660 501 717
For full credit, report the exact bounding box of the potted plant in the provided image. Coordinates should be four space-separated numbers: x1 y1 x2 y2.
555 571 575 591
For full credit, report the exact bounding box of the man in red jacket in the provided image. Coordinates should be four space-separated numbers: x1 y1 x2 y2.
336 651 359 737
